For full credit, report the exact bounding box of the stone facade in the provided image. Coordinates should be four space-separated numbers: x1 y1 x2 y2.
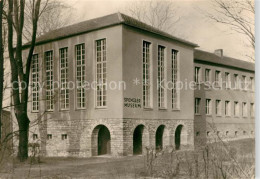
28 117 193 157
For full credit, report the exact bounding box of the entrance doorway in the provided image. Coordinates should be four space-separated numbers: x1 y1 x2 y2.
175 125 183 150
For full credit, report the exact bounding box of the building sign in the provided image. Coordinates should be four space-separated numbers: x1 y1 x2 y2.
124 98 141 108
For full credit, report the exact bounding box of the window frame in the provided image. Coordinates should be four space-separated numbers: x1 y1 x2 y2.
215 70 221 87
242 102 247 117
195 98 201 115
59 47 70 110
242 75 246 90
45 50 54 112
75 43 86 109
249 77 254 91
234 74 239 89
158 45 167 109
216 99 221 116
206 98 212 115
194 66 201 84
225 72 231 89
225 100 231 116
95 39 107 108
142 40 152 109
250 103 255 117
205 68 211 83
172 49 179 110
234 101 239 117
31 54 39 112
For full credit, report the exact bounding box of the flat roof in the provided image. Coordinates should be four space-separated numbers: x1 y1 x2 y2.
23 12 198 48
194 49 255 72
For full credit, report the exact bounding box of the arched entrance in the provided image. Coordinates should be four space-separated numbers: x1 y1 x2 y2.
175 125 183 150
91 125 111 156
155 125 165 151
133 125 149 155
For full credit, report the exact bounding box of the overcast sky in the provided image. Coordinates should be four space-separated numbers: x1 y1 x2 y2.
64 0 253 62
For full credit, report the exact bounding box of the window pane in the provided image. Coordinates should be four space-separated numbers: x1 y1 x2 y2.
96 39 107 107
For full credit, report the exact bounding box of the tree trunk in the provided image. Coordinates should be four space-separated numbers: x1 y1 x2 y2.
0 0 4 140
17 113 30 162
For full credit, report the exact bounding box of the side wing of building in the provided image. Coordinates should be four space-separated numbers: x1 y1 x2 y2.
193 49 255 147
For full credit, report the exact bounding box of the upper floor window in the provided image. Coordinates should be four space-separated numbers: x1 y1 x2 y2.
225 100 231 116
59 47 69 110
234 101 239 117
45 50 54 111
242 102 247 117
75 44 86 109
215 70 221 87
206 99 212 115
96 39 107 107
234 74 239 89
158 45 166 108
225 72 231 89
242 75 246 90
195 98 201 114
31 54 39 112
205 69 211 83
249 77 254 91
194 67 201 83
143 41 152 108
172 49 179 109
250 103 255 117
216 100 221 116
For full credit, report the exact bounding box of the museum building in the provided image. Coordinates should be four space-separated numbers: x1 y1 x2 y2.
13 13 254 157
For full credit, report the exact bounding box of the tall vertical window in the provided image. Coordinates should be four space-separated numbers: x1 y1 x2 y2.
215 70 221 86
205 69 211 82
225 100 230 116
194 67 201 83
31 54 39 112
96 39 107 107
76 44 86 109
234 101 239 117
143 41 151 108
225 72 231 89
216 100 221 116
195 98 201 114
242 102 247 117
158 45 166 108
206 99 212 115
250 103 255 117
249 77 254 91
59 47 69 110
45 51 54 111
172 49 178 109
242 75 246 90
234 74 239 89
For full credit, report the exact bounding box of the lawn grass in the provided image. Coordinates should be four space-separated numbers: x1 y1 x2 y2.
0 138 254 179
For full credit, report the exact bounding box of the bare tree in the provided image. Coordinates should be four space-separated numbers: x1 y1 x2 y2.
7 0 41 162
5 0 73 162
205 0 255 60
0 0 4 140
127 0 180 34
23 0 73 41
